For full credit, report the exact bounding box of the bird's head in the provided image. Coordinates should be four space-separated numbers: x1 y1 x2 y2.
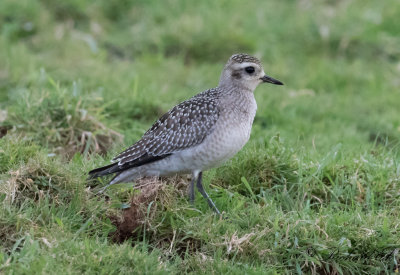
219 53 283 91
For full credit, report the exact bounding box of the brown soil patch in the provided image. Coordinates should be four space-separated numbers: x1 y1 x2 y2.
0 125 11 139
110 176 189 243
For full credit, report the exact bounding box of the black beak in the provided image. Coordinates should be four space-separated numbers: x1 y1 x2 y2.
261 75 284 85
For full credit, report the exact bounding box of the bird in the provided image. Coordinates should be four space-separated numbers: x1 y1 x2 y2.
88 53 283 215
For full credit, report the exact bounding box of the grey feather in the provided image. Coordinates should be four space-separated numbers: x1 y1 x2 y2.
112 88 221 166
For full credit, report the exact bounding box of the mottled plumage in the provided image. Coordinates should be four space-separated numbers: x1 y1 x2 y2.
113 88 221 166
89 53 283 214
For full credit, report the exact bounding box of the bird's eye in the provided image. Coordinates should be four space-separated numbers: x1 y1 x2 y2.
245 66 255 74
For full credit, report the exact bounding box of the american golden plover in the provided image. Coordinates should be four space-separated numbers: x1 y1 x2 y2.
89 53 283 214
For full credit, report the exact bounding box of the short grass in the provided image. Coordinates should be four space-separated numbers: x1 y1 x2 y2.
1 0 400 274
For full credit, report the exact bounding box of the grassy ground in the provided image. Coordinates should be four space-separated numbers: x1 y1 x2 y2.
1 0 400 273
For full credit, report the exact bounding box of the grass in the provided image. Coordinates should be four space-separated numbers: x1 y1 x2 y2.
1 0 400 273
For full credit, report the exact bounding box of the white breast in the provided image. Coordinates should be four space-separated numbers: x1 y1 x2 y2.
180 92 257 171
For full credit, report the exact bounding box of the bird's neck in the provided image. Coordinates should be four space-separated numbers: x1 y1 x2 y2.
217 85 256 111
218 82 254 95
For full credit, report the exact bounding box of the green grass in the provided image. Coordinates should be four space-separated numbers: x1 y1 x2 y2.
1 0 400 273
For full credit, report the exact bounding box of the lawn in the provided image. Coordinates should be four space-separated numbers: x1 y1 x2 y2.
1 0 400 273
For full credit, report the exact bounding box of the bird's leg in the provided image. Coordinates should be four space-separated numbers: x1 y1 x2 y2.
189 173 196 204
196 172 221 215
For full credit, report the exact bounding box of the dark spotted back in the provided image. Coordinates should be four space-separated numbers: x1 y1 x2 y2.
112 88 221 166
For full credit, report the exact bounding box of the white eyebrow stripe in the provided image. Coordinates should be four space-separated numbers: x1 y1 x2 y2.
239 62 258 67
232 62 261 71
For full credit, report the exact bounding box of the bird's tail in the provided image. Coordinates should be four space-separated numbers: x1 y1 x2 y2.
88 164 141 194
88 163 120 179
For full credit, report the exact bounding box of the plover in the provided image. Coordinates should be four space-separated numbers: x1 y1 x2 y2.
89 53 283 214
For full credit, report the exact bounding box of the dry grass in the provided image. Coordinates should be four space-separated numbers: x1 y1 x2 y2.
1 0 400 273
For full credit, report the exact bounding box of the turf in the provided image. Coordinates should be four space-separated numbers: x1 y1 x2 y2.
1 0 400 273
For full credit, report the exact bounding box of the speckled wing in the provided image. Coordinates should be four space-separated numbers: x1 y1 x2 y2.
112 88 220 167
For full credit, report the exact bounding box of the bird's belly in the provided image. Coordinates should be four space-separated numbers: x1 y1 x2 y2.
177 121 252 171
